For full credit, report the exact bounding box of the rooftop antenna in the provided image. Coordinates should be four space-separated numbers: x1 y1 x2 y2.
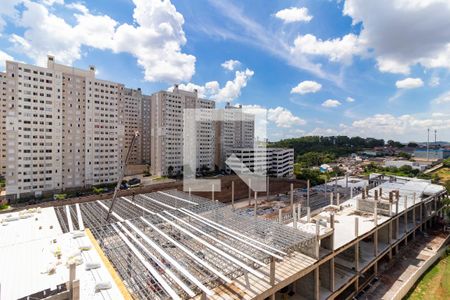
426 128 430 161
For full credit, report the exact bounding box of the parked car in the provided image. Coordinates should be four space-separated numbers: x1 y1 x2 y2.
128 178 141 187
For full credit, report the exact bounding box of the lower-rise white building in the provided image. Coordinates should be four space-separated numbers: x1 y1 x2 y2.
226 147 294 178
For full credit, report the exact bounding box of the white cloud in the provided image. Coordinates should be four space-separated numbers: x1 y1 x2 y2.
429 76 440 87
310 112 450 141
433 91 450 104
212 68 254 102
322 99 342 108
221 59 241 71
112 0 195 83
169 68 254 103
7 0 196 83
267 107 306 128
291 80 322 94
343 0 450 74
291 33 366 64
0 50 14 70
346 97 355 102
41 0 64 5
275 7 313 23
395 77 424 89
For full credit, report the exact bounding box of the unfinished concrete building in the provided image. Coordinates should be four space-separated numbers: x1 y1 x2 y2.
0 175 448 299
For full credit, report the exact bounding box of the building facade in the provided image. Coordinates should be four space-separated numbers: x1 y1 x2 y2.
413 148 450 160
0 56 151 199
122 87 143 165
225 147 294 178
150 85 215 177
141 95 152 164
215 102 255 170
3 59 64 198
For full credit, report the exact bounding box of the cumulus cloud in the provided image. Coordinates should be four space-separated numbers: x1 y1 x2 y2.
310 113 450 141
322 99 342 108
395 77 424 89
267 107 306 128
433 91 450 104
429 76 440 87
242 105 306 131
291 33 366 64
169 68 254 103
212 69 254 102
275 7 313 23
221 59 240 71
291 80 322 94
0 50 14 70
343 0 450 74
346 97 355 102
7 0 195 83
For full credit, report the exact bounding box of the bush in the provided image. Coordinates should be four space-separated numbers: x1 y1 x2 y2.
53 193 67 200
296 169 325 186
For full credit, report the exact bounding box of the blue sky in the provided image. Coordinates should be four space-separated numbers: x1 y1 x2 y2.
1 0 450 142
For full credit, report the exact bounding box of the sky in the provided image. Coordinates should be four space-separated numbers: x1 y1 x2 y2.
1 0 450 142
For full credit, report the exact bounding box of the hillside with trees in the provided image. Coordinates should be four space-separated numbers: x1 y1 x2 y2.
270 136 385 164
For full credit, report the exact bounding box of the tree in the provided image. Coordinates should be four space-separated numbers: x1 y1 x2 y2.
398 152 412 160
407 142 418 148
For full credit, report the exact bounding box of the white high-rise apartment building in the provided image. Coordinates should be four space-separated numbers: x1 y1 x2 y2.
1 56 134 199
0 72 7 176
150 85 215 177
2 59 64 198
141 95 152 164
122 87 143 165
215 102 255 170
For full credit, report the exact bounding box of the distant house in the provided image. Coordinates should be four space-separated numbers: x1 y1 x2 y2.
319 164 333 173
384 160 427 171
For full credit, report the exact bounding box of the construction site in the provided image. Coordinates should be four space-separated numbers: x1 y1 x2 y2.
0 174 449 300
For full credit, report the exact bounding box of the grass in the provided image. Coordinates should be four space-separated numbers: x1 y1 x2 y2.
0 178 5 189
405 251 450 300
433 167 450 184
0 204 10 211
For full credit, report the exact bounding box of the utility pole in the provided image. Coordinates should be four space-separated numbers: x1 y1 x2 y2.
106 131 140 221
426 128 430 161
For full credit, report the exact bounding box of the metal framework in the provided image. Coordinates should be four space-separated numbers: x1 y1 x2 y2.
55 190 317 300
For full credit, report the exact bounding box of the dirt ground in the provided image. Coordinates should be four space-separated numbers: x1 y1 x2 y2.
4 175 306 212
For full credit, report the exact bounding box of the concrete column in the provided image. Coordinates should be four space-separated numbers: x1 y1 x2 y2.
315 221 320 259
374 230 378 256
248 179 252 205
278 209 282 223
330 193 334 206
350 187 353 199
315 268 320 300
298 204 302 220
254 192 258 219
307 180 310 208
355 217 360 271
330 258 335 292
324 178 327 204
231 181 235 210
290 183 294 209
307 207 311 223
266 176 270 201
337 193 340 206
420 203 423 232
293 206 297 229
270 256 275 286
374 200 378 226
212 183 215 202
189 187 191 197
